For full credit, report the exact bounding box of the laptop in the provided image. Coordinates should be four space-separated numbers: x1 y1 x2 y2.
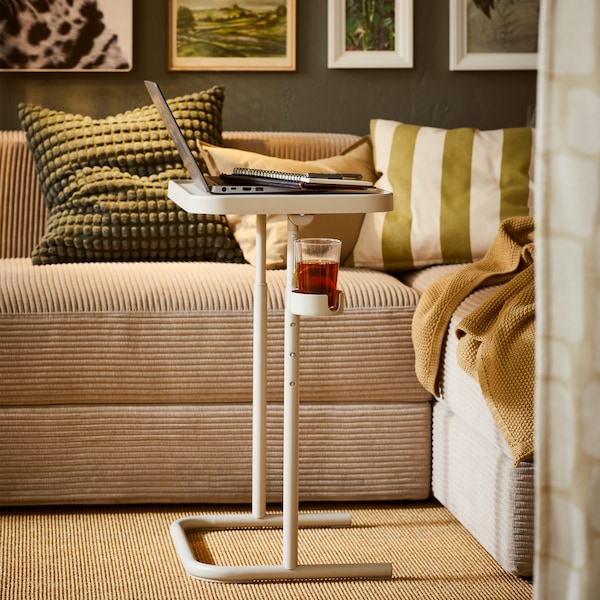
144 80 372 195
145 80 286 194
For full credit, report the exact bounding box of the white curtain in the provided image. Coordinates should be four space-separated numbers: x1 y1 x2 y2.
534 0 600 597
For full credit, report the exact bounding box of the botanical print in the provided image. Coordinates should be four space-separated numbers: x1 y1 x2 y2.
468 0 539 53
0 0 132 71
174 0 289 59
345 0 395 52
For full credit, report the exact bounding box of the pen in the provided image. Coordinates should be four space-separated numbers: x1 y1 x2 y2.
306 173 363 180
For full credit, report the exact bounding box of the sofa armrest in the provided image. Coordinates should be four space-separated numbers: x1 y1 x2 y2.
0 131 46 259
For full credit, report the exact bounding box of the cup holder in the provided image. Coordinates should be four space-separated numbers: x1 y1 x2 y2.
288 290 344 316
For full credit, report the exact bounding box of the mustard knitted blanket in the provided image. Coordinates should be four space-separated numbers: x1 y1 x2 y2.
412 216 535 465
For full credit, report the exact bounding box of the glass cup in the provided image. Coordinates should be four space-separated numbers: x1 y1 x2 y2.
294 238 342 309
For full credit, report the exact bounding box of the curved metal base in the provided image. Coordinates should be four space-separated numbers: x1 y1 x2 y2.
170 512 393 583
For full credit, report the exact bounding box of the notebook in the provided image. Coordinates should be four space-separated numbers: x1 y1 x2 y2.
223 168 371 189
144 80 372 194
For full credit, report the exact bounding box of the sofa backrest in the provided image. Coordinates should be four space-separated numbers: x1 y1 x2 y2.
0 130 360 259
0 131 47 259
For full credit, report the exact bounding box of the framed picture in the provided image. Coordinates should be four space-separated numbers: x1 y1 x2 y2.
328 0 413 69
168 0 296 71
450 0 539 70
0 0 132 72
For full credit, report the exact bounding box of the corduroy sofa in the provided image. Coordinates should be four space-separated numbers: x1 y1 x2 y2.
0 127 431 509
0 114 534 576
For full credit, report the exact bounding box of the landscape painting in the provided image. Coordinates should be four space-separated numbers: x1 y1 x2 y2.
169 0 296 70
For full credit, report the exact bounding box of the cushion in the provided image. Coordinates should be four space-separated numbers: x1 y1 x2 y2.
349 119 534 271
18 87 245 265
200 136 378 268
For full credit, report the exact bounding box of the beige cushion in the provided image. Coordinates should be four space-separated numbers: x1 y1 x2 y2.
200 137 377 267
350 119 535 270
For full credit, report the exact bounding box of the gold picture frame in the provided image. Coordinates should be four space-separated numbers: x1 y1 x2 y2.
168 0 296 71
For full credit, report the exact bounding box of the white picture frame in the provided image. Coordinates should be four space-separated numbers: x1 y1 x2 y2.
450 0 539 71
328 0 413 69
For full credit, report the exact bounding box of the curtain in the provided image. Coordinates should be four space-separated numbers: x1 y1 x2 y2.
534 0 600 597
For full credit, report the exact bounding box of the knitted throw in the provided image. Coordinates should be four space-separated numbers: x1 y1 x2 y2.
412 216 535 465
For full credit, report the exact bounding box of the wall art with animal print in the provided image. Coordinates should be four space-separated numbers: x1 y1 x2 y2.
0 0 132 71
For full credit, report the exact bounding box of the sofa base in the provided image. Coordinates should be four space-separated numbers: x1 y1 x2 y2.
0 401 431 506
1 260 431 505
432 400 534 576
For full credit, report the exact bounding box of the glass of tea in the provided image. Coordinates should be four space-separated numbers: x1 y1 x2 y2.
294 238 342 309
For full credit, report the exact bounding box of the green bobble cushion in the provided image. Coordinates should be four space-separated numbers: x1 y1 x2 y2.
18 86 245 265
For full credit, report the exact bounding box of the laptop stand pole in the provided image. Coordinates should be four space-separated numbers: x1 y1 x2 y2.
252 213 268 520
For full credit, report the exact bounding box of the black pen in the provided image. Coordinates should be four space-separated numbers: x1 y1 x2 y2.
306 173 363 180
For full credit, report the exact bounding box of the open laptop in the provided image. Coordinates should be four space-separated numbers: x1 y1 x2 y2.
144 80 372 195
145 80 285 194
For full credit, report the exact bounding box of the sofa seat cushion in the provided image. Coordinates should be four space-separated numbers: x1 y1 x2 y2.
0 259 429 408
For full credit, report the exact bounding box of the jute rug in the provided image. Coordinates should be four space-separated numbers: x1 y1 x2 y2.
1 500 532 600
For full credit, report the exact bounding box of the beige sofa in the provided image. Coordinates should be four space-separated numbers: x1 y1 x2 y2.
0 128 533 576
0 129 431 507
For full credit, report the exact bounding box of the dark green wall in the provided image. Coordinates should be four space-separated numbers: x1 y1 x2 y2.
0 0 537 135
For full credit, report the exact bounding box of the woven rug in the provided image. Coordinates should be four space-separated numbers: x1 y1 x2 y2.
0 500 532 600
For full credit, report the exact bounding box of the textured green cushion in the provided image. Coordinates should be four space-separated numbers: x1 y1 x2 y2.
350 119 534 270
18 87 245 265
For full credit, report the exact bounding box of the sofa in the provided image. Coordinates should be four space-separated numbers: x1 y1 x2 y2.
0 89 535 576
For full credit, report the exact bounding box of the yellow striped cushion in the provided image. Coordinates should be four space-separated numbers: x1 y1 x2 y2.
349 119 534 270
